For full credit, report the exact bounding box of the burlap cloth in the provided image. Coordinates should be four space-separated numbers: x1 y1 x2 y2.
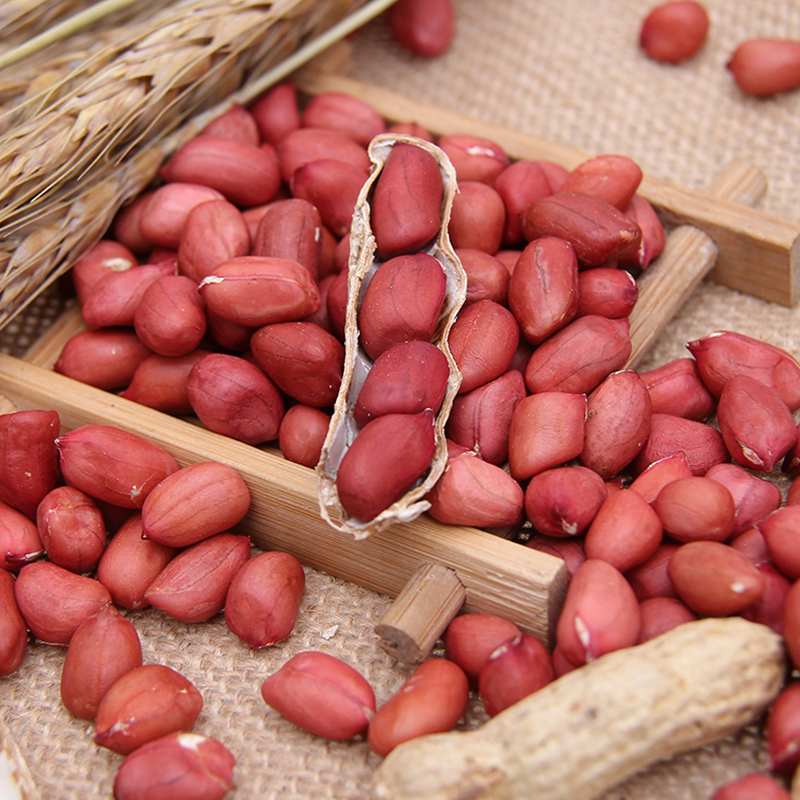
2 0 800 797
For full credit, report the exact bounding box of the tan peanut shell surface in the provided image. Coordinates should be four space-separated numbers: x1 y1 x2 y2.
371 617 786 800
317 134 467 538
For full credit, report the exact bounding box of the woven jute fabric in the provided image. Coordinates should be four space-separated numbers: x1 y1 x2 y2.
2 0 800 798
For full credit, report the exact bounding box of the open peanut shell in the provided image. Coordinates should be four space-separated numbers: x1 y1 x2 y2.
316 133 467 538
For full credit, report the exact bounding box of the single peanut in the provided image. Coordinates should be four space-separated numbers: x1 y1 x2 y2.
112 731 235 800
0 409 60 520
369 658 469 757
370 142 444 259
627 450 693 503
144 532 251 623
560 154 643 210
336 410 436 521
252 198 322 280
302 91 387 147
730 526 771 567
186 353 285 445
705 462 782 535
448 181 505 254
668 540 765 616
224 550 306 649
625 543 680 600
639 1 710 63
443 613 522 687
94 663 204 755
14 561 112 645
727 38 800 97
261 650 376 740
652 476 736 543
524 466 607 538
96 513 178 610
436 134 510 184
637 596 696 643
112 191 155 253
456 249 510 306
0 569 28 675
56 424 180 509
276 126 371 183
525 534 587 578
278 404 331 469
71 240 137 306
60 602 142 721
201 103 260 145
584 488 664 573
620 194 666 270
766 680 800 775
478 634 554 718
758 506 800 580
576 267 639 319
493 160 553 246
249 80 301 146
638 356 716 420
388 0 455 58
741 562 791 636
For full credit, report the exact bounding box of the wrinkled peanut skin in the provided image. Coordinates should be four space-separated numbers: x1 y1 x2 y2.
705 462 782 536
638 357 716 421
368 658 469 756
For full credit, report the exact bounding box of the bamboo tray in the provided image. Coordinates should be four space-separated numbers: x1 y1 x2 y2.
1 70 799 659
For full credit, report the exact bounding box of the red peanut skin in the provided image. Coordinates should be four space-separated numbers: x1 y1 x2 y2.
576 267 639 319
426 451 525 529
250 321 344 407
520 191 642 266
96 514 178 610
113 731 235 800
0 409 60 520
705 462 782 535
290 158 370 239
784 579 800 671
584 488 664 573
710 773 791 800
55 329 154 391
637 596 697 644
120 349 211 415
201 103 260 145
178 199 251 284
742 562 792 636
448 299 520 394
478 634 554 718
493 160 553 246
625 543 680 601
555 558 641 665
526 534 587 579
727 39 800 97
72 240 137 306
508 236 578 345
354 340 450 427
524 315 631 395
81 261 176 329
667 541 766 616
0 501 43 572
159 135 282 208
139 184 227 250
252 198 322 280
640 1 710 64
134 274 207 357
580 369 652 479
388 121 435 142
371 143 443 260
388 0 455 58
94 664 204 755
524 466 607 538
15 561 112 645
144 533 251 623
730 526 771 567
302 92 386 147
186 353 285 445
199 255 320 328
448 181 506 254
437 135 510 184
224 551 306 649
758 506 800 580
446 370 526 466
767 681 800 774
277 126 371 183
628 450 693 503
638 357 716 421
249 81 301 146
560 154 643 210
368 658 469 756
652 476 736 543
56 424 180 509
621 194 666 270
631 412 729 476
336 410 436 521
112 192 155 254
278 405 331 468
36 485 107 573
60 602 143 721
457 249 510 306
358 253 447 361
142 461 251 548
508 391 587 481
0 569 27 675
443 613 521 687
717 374 798 472
687 330 800 411
261 651 376 740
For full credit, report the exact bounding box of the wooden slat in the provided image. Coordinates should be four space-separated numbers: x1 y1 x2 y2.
295 70 800 307
0 353 569 645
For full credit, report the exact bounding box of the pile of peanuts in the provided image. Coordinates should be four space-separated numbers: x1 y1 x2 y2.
7 68 800 798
